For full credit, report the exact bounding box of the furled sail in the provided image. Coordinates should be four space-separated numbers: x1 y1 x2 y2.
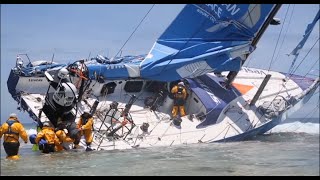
140 4 277 81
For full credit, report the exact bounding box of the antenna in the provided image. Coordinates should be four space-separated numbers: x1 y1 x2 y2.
87 52 91 61
114 4 155 58
51 53 55 63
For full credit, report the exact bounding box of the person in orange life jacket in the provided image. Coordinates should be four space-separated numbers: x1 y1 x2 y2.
35 121 60 153
171 81 188 118
55 121 74 151
74 110 94 150
0 113 28 159
54 122 74 151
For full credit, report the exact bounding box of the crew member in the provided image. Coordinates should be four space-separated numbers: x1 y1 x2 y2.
0 113 28 160
74 110 94 151
171 81 188 118
35 122 60 153
55 122 74 151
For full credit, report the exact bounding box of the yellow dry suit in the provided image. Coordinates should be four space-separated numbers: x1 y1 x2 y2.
76 113 94 147
35 126 60 153
171 84 188 118
0 117 28 159
55 129 74 151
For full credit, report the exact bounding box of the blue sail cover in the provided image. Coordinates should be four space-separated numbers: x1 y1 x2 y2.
140 4 276 81
86 55 146 80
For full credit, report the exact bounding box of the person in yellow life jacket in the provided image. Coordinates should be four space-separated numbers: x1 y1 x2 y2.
0 113 28 160
35 122 60 153
55 122 74 151
171 81 188 118
74 110 94 151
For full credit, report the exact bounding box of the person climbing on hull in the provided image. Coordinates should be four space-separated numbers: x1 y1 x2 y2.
74 110 94 151
170 81 188 126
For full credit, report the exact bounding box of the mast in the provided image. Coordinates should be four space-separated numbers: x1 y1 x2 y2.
225 4 282 88
252 4 282 47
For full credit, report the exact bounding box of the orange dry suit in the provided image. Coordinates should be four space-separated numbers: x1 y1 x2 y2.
0 117 28 158
35 126 60 153
55 129 74 151
76 113 94 146
54 122 75 151
171 84 188 117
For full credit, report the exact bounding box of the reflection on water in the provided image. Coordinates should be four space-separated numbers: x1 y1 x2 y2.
1 132 319 176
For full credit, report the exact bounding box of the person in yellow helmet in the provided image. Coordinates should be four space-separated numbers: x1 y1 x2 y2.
74 110 94 151
35 122 60 153
0 113 28 160
171 81 188 118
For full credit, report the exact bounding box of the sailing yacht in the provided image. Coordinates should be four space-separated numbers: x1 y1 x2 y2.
6 4 319 151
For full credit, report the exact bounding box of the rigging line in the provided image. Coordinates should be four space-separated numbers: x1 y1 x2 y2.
267 8 288 72
289 38 320 76
244 77 291 126
303 58 320 78
96 5 155 82
272 5 295 65
210 123 232 142
283 106 318 132
209 106 249 141
114 4 155 58
255 39 319 121
253 73 318 127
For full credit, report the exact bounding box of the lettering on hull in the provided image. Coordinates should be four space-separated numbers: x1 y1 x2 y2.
28 78 43 82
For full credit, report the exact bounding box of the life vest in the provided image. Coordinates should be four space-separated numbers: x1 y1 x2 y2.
4 120 19 141
42 128 57 144
173 85 187 106
80 115 94 131
174 85 186 100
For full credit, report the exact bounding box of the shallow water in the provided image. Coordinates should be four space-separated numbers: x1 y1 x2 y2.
1 121 319 176
1 129 319 176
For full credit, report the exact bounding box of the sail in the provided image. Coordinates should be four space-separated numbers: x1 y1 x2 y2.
287 9 320 76
289 10 319 56
140 4 277 81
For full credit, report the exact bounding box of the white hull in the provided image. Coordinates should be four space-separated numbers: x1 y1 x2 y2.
16 67 319 151
16 76 49 94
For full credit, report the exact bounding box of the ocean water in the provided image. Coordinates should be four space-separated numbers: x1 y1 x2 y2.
1 119 319 176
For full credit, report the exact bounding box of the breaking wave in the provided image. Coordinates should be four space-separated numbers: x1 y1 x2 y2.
270 118 319 134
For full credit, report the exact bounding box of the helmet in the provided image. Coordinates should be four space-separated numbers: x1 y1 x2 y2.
178 82 185 86
43 121 51 127
83 109 90 114
9 113 18 119
57 68 69 79
52 82 77 107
